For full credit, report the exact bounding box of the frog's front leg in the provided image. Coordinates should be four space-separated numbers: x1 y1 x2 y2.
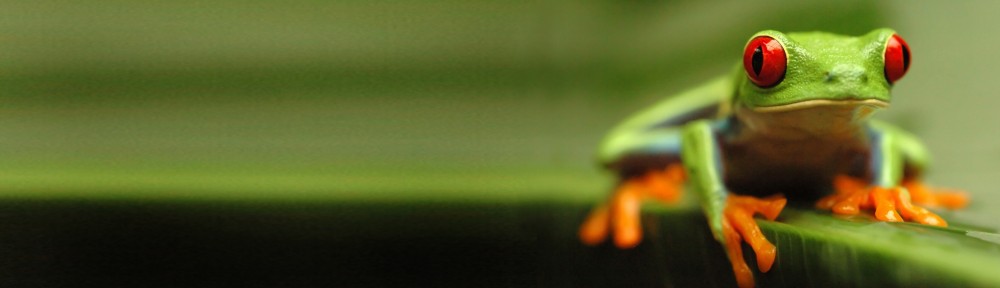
682 120 787 288
816 127 955 226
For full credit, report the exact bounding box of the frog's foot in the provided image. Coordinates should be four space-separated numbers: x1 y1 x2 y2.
722 194 787 288
579 164 686 248
817 175 947 227
903 179 969 209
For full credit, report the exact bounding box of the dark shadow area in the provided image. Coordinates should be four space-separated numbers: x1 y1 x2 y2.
0 199 731 288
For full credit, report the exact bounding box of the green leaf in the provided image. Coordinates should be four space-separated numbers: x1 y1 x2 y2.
574 204 1000 287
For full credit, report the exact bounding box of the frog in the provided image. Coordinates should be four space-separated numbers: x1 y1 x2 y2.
577 28 969 288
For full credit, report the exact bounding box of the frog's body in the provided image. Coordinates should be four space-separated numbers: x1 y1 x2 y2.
579 29 967 288
602 76 891 200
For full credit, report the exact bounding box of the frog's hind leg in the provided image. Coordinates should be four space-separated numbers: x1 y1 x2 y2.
579 163 686 248
582 125 688 248
903 178 969 209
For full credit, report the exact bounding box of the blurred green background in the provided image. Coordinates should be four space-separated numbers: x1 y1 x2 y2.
1 1 995 210
0 0 998 286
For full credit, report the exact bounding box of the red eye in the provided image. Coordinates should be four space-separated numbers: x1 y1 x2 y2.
884 34 911 84
743 36 787 88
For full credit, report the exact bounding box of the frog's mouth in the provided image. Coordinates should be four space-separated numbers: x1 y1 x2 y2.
749 99 888 113
736 99 888 139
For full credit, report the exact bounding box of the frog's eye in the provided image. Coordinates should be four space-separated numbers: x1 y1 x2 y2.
743 36 787 88
884 34 911 84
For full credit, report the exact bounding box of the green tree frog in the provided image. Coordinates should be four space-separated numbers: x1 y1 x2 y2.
578 28 968 288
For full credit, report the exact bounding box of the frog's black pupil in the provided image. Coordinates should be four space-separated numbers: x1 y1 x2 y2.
751 45 763 76
902 45 910 70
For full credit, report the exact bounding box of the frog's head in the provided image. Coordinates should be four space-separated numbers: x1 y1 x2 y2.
733 28 910 138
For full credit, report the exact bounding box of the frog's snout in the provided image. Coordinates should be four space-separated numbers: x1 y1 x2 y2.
824 64 868 84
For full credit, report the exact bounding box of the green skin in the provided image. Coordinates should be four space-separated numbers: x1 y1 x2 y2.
599 28 927 244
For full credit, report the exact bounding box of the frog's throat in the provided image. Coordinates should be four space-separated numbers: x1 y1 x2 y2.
735 99 886 140
749 99 888 113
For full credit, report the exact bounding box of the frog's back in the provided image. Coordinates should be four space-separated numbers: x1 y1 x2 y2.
599 75 735 177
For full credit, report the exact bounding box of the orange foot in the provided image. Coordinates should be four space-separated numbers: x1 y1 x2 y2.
579 163 685 248
817 175 947 227
722 194 787 288
904 179 969 209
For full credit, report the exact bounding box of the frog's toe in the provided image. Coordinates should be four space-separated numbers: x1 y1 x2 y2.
904 180 969 209
612 182 643 248
870 187 903 222
577 179 645 248
893 188 947 227
579 203 610 246
725 194 786 272
830 189 869 215
721 219 755 288
818 174 873 213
